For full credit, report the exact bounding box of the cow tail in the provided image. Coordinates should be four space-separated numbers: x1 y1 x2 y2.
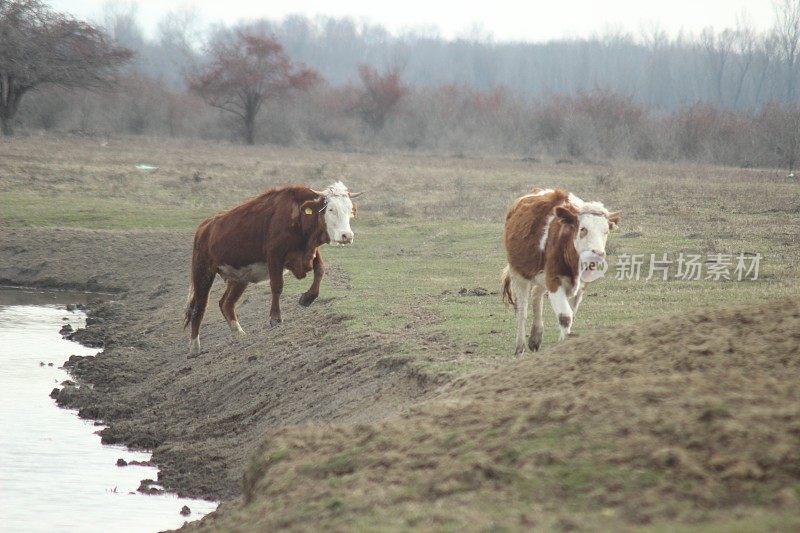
501 265 514 307
184 289 195 329
184 230 202 330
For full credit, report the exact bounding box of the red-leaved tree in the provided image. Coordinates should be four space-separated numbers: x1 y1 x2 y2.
356 64 406 131
188 30 319 145
0 0 132 136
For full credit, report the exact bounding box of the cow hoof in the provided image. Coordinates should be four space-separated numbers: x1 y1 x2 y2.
514 347 525 357
298 292 318 307
528 330 543 352
189 338 201 357
229 321 246 338
269 317 282 327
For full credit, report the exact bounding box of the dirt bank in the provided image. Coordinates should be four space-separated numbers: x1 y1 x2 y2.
186 298 800 531
0 227 433 500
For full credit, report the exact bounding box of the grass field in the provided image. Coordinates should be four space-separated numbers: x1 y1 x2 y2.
2 134 798 374
2 134 799 531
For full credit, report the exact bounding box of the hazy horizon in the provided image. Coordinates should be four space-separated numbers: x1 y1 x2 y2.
47 0 777 44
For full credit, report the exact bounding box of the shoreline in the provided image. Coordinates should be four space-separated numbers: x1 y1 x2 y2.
0 226 432 502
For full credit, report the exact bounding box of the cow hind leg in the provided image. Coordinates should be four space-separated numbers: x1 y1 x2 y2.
528 285 546 351
267 256 286 327
188 268 215 356
220 280 248 338
510 273 532 356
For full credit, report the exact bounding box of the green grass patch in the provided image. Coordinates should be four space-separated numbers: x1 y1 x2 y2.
0 192 212 230
324 215 800 374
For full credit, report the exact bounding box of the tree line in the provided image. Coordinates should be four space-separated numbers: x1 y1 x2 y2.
101 1 800 111
5 0 800 169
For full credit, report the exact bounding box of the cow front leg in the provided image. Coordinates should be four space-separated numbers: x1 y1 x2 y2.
299 251 324 307
568 284 585 336
268 259 285 327
570 284 585 313
548 286 573 341
528 285 546 351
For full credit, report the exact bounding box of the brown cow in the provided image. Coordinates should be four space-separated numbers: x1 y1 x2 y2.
501 188 621 356
184 181 360 355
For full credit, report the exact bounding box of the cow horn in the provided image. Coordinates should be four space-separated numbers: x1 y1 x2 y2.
311 189 326 196
349 191 364 199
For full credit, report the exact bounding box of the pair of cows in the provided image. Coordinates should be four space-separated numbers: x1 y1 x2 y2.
185 181 620 356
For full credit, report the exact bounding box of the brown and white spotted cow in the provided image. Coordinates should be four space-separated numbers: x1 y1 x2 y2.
501 188 621 356
184 181 360 355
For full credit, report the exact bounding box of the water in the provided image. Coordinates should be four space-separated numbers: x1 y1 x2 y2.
0 288 218 533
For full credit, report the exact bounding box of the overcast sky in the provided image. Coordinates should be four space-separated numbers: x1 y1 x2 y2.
48 0 778 42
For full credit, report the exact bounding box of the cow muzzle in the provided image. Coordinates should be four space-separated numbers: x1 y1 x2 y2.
336 231 354 245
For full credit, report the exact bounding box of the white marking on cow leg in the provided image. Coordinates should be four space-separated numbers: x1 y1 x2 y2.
229 320 246 338
548 287 573 341
230 322 245 337
510 273 531 356
528 285 546 351
189 336 200 355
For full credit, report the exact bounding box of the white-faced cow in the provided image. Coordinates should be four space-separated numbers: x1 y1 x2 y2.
502 188 621 356
184 181 361 355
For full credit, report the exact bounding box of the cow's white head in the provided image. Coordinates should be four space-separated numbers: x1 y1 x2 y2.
555 199 621 258
316 181 362 245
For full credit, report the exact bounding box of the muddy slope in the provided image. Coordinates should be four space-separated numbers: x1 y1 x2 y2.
187 298 800 531
0 227 430 500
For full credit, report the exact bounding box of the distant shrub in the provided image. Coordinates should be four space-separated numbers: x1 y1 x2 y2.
16 71 800 170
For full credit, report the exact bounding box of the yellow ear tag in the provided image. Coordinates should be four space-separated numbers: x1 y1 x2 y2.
304 207 313 215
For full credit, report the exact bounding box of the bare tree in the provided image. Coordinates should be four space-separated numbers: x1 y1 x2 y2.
773 0 800 101
153 8 200 89
699 27 735 105
356 64 407 131
101 1 143 52
0 0 131 136
730 18 759 108
157 7 200 55
188 30 319 145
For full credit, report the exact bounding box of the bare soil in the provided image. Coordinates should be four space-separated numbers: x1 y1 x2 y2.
0 227 432 500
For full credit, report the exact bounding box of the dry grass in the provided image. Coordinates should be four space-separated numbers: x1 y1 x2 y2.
190 299 800 532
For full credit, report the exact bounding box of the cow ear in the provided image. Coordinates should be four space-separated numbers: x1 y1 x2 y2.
300 198 324 217
608 211 622 230
555 205 578 226
299 199 324 234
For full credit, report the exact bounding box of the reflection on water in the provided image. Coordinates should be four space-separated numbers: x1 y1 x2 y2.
0 288 217 533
